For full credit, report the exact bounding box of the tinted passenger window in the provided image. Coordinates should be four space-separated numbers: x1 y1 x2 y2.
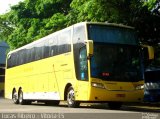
26 47 34 63
35 42 44 60
7 28 72 68
58 30 71 54
49 35 58 56
44 39 49 58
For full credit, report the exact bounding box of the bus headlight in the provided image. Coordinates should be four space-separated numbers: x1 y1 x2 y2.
91 82 105 89
135 85 144 90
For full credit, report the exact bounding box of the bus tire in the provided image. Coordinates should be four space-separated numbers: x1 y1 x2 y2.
12 90 19 104
108 102 122 110
67 86 80 108
18 89 30 105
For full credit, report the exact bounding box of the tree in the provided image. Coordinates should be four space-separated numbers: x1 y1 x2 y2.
0 0 72 49
0 0 160 49
68 0 160 44
0 16 14 40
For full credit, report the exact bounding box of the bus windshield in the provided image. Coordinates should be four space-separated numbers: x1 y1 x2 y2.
87 24 142 82
90 44 142 82
87 24 137 45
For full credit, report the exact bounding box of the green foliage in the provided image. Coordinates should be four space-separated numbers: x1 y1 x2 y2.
68 0 160 44
0 0 71 49
69 0 106 22
0 0 159 49
0 16 14 40
143 0 157 10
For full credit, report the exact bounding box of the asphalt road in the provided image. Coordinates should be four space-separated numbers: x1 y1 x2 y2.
0 98 160 119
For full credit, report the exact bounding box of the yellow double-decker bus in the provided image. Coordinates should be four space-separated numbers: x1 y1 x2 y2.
5 22 144 109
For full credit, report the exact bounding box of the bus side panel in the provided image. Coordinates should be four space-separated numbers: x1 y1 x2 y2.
53 53 75 100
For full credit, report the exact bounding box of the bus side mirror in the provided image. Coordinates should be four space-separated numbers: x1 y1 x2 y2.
142 45 154 67
147 46 154 60
142 45 154 60
85 40 93 57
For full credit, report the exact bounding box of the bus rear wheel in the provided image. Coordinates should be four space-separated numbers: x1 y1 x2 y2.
67 86 80 108
18 89 30 105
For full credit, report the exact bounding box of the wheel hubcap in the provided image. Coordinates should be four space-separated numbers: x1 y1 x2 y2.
68 89 75 105
13 92 18 102
19 92 23 103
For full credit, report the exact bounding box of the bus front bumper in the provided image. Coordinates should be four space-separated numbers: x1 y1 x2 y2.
89 87 144 102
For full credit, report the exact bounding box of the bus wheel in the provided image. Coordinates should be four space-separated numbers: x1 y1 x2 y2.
67 86 80 108
12 90 19 104
108 102 122 110
18 89 30 105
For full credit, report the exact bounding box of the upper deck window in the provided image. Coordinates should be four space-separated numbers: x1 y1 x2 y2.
87 24 137 45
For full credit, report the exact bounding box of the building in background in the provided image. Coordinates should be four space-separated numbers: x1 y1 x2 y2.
0 41 9 97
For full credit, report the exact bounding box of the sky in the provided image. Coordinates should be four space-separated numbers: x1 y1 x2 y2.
0 0 23 15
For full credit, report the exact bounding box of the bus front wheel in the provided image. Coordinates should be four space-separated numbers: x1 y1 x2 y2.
67 86 80 108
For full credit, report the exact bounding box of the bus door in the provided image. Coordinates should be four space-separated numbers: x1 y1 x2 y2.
76 46 89 100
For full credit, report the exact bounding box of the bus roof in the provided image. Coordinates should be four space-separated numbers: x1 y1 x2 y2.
86 22 134 29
